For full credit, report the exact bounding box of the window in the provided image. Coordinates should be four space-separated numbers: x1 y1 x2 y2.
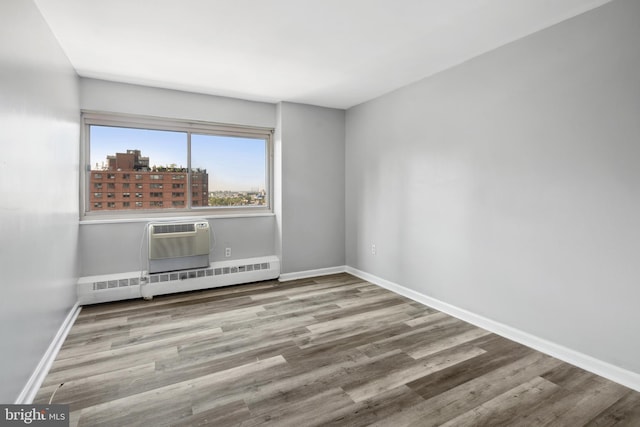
82 112 272 217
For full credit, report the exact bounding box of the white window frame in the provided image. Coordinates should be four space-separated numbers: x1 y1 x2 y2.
81 111 274 220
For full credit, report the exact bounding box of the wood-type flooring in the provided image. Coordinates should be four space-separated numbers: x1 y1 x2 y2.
35 273 640 426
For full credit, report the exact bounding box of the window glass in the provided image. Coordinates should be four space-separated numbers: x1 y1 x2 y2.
83 114 271 216
191 134 267 207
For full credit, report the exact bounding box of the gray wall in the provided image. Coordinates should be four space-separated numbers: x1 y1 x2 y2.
346 0 640 374
78 79 278 276
80 78 276 128
277 102 346 274
0 0 80 402
79 216 275 276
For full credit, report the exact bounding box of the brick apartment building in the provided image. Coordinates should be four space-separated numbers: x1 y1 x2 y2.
90 149 208 211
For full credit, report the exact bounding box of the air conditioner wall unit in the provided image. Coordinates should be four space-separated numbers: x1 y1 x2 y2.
148 221 210 274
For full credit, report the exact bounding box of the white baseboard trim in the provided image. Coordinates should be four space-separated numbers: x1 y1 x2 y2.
345 266 640 392
279 265 347 282
15 302 82 404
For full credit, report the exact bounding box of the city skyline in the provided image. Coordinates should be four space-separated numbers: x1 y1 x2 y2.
90 125 267 191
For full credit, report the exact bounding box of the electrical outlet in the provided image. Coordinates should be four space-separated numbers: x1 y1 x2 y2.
371 244 376 255
225 247 231 257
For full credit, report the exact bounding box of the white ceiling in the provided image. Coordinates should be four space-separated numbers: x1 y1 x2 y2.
34 0 612 109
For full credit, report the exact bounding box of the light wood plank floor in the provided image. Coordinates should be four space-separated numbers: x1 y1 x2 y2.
35 273 640 426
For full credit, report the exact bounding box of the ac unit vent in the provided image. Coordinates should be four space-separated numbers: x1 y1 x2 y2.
152 223 196 234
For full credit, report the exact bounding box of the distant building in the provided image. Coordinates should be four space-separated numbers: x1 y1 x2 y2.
90 150 208 210
106 149 149 171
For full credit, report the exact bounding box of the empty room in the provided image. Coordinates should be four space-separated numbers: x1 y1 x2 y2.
1 0 640 425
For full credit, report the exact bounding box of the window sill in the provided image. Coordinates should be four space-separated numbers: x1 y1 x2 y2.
79 211 275 225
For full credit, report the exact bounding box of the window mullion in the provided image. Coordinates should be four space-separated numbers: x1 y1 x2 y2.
187 132 192 209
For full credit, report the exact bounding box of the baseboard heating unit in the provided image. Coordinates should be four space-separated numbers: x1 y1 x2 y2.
77 255 280 305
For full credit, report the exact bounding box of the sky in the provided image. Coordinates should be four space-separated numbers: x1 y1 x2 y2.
90 126 266 191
